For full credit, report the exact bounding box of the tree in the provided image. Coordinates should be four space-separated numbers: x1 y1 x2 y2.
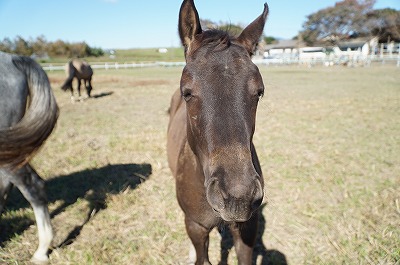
69 42 89 58
200 18 244 36
87 46 104 57
218 24 243 37
300 0 376 45
48 39 69 57
264 36 277 44
0 37 13 53
0 36 105 58
31 35 48 56
14 36 32 56
367 8 400 42
200 19 217 30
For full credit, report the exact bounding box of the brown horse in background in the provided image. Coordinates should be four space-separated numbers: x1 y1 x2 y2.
61 59 93 100
0 51 59 263
167 0 269 264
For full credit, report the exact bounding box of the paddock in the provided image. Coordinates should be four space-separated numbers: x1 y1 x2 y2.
0 65 399 264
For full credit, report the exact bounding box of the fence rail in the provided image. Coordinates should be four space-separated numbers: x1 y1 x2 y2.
42 61 186 71
42 54 400 71
254 54 400 67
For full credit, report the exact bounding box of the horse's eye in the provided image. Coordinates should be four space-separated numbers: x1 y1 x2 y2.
182 89 193 102
257 89 264 99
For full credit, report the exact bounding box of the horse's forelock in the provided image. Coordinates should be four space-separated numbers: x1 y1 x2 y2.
188 30 232 56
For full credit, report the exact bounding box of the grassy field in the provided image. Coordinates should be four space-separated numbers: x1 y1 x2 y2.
0 64 399 264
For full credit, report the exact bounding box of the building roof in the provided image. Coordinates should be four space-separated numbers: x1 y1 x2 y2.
337 37 371 49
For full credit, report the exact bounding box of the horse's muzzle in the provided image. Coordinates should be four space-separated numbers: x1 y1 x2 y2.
205 176 263 222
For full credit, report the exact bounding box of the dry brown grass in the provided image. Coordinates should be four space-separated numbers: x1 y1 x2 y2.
0 65 399 264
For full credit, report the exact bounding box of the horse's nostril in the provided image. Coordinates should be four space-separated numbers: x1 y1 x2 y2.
206 178 226 212
251 197 263 211
251 179 264 210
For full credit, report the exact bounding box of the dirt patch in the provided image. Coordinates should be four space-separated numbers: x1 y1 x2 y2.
127 79 169 87
49 76 66 84
95 76 170 87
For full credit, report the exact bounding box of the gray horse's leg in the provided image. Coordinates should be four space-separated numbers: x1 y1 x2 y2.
7 164 53 263
0 173 13 216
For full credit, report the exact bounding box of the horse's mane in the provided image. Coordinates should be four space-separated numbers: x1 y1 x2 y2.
188 29 234 56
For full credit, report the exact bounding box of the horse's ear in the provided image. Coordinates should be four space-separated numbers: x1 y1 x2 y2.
237 3 269 56
179 0 202 54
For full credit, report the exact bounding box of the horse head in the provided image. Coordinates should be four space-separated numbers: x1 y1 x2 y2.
179 0 268 222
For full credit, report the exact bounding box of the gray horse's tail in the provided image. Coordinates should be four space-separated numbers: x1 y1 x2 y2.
0 56 59 169
61 61 75 91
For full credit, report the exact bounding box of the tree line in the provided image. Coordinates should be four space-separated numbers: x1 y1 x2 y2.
202 0 399 46
0 35 104 58
199 19 277 45
300 0 400 45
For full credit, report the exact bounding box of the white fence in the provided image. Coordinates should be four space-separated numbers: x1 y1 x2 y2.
42 61 186 71
261 42 400 67
254 54 400 67
42 55 400 72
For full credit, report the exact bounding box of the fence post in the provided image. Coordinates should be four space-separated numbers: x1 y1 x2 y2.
397 44 400 67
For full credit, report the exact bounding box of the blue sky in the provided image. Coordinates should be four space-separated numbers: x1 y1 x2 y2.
0 0 399 49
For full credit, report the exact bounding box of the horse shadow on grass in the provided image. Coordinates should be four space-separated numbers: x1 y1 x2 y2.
91 91 114 99
0 163 152 249
218 204 287 265
72 91 114 102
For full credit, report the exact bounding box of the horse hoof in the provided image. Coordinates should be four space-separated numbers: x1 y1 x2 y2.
31 253 49 264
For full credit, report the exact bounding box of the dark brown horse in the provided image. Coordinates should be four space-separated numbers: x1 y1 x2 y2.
167 1 269 264
0 51 59 263
61 59 93 100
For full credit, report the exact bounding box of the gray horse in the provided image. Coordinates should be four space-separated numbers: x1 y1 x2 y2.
0 51 59 263
61 59 93 100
